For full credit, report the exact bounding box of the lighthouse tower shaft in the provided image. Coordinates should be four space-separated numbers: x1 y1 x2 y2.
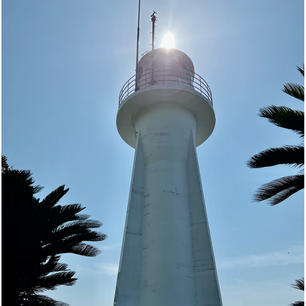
115 49 222 306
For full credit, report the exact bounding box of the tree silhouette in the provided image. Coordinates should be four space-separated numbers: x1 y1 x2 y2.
2 158 106 306
247 66 304 205
290 278 304 306
247 67 304 306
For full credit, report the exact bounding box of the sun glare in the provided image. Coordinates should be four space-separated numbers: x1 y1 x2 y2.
161 32 175 49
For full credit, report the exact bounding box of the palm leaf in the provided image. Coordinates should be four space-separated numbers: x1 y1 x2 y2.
290 278 304 306
283 83 304 101
297 65 304 76
60 219 102 230
290 302 304 306
55 204 86 223
44 229 105 247
39 186 69 209
292 278 304 291
44 204 86 229
254 175 304 205
45 221 103 245
42 232 105 257
36 272 76 291
40 256 68 276
19 294 69 306
2 161 105 305
33 295 69 306
248 146 304 168
37 204 87 239
270 185 303 205
43 242 101 257
71 243 101 257
4 169 43 194
259 106 304 136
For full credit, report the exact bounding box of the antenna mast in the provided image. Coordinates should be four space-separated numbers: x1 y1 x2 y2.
135 0 141 89
151 11 157 50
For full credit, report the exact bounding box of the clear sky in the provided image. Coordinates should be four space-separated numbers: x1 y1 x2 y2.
3 0 304 305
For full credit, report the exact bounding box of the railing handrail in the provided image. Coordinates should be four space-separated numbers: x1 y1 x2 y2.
118 67 213 107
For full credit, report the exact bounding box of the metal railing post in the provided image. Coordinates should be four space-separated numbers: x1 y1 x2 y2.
119 68 212 107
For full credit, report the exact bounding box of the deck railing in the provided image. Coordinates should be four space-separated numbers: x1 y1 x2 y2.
118 67 213 107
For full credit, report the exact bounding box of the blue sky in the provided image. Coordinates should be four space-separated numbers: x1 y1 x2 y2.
3 0 304 305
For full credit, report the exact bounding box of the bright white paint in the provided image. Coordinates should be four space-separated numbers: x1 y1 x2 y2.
115 48 222 306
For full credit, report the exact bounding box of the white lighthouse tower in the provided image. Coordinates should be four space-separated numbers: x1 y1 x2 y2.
114 47 222 306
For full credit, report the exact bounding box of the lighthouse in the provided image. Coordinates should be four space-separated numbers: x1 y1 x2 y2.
114 46 222 306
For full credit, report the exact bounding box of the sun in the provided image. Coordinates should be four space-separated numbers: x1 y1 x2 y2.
161 31 175 49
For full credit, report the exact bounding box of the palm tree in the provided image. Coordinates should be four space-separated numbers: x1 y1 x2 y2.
290 278 304 306
247 66 304 205
2 158 106 306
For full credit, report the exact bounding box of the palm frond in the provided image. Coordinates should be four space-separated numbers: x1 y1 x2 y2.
259 106 304 136
292 278 304 291
297 65 304 76
52 219 102 235
76 213 90 220
37 204 87 238
254 175 304 205
3 163 105 304
283 83 304 101
248 146 304 168
34 295 69 306
36 272 76 291
39 186 69 209
43 222 103 246
290 278 304 306
19 293 69 306
290 302 304 306
269 185 303 205
71 243 101 257
43 242 101 257
44 204 86 230
40 256 68 276
4 169 43 195
55 204 86 223
45 229 105 246
42 231 105 257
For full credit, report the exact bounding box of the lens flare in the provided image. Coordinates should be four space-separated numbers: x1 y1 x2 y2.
161 32 175 49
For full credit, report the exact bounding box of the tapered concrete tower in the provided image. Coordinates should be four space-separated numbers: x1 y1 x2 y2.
114 48 222 306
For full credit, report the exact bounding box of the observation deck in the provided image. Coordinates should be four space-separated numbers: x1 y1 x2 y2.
116 48 215 148
118 66 213 108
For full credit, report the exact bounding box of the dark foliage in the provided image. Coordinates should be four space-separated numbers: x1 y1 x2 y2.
247 66 304 205
259 106 304 137
253 175 304 205
248 146 304 168
293 278 304 291
290 278 304 306
2 159 106 306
